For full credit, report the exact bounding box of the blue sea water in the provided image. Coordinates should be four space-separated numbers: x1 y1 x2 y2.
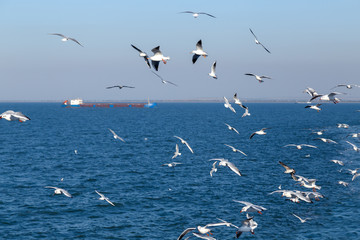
1 102 360 239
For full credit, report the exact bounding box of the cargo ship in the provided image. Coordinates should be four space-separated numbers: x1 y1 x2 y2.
62 98 157 108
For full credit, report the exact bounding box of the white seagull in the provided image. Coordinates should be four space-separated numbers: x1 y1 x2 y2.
249 28 271 53
172 144 182 159
314 138 337 144
174 136 194 153
45 186 72 198
279 161 295 174
292 213 311 223
244 73 271 83
233 200 267 215
233 214 258 238
179 11 216 18
151 71 178 86
330 160 344 166
304 87 319 99
305 104 322 112
108 128 125 142
208 61 217 79
177 228 196 240
224 144 247 156
338 181 349 187
337 123 349 128
0 110 30 122
223 97 236 113
162 162 182 168
106 85 135 89
49 33 83 47
224 123 240 134
352 173 360 181
347 133 360 138
233 93 250 117
284 144 317 150
249 128 268 139
209 158 242 176
191 40 208 64
332 84 360 89
148 46 170 71
310 92 343 104
311 129 325 135
95 190 115 206
347 168 360 175
131 44 151 68
192 233 216 240
346 141 359 152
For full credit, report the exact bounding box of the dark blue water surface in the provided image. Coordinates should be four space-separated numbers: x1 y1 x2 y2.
1 102 360 239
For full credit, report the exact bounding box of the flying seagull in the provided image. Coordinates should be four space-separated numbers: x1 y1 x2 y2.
234 93 250 117
224 123 240 134
224 96 236 113
148 46 170 71
224 144 247 156
131 44 151 68
108 128 125 142
314 138 337 144
331 84 360 89
284 144 317 150
49 33 83 47
179 11 216 18
245 73 271 83
278 161 295 174
310 92 344 104
151 71 178 86
174 136 194 153
292 213 311 223
45 186 72 198
210 161 218 177
305 104 322 112
209 158 242 176
0 110 30 122
95 190 115 206
249 128 268 139
346 141 359 152
172 144 182 159
208 61 217 79
191 40 208 64
162 162 182 167
106 85 135 89
249 28 270 53
233 200 267 215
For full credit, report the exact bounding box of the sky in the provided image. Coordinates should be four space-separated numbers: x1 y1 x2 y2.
1 0 360 101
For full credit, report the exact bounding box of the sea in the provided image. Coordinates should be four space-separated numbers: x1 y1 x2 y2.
1 102 360 239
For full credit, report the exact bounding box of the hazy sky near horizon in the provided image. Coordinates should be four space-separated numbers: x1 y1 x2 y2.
1 0 360 101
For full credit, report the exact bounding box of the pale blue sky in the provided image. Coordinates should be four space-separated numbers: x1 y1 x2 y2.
0 0 360 101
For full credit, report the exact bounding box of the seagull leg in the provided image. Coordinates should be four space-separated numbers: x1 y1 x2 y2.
162 59 167 64
313 188 316 192
258 211 262 215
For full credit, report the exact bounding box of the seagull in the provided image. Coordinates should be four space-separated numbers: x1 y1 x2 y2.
192 233 216 240
244 73 271 83
279 161 295 174
346 141 359 152
338 181 349 187
210 161 218 177
233 200 267 215
162 162 182 167
151 71 178 86
270 190 313 203
233 93 250 117
106 85 135 89
108 128 125 142
209 158 242 176
45 186 72 198
179 11 216 18
249 128 268 139
305 104 322 112
299 179 321 192
337 123 349 128
311 129 325 135
131 44 151 68
208 61 217 79
249 28 271 53
223 97 236 113
314 138 337 144
233 214 258 238
332 84 360 89
191 40 208 64
224 123 240 134
49 33 83 47
310 92 344 104
148 46 170 71
95 190 115 206
330 160 344 166
0 110 30 122
292 213 311 223
172 144 182 159
174 136 194 153
284 144 317 150
347 133 360 138
224 144 247 156
304 87 319 99
347 168 360 175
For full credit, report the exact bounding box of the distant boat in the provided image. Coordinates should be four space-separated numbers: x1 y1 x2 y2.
62 98 156 108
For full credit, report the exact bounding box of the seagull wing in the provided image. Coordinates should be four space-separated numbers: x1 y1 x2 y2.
177 227 196 240
165 80 178 86
95 190 104 198
226 161 242 176
151 70 164 81
179 11 195 14
302 144 317 148
105 197 115 206
122 86 135 88
192 232 216 240
346 141 356 148
196 40 203 50
192 54 200 64
292 213 303 222
13 112 30 121
249 132 256 139
284 144 297 147
245 73 255 77
151 60 160 71
68 38 83 47
49 33 66 38
260 43 271 53
249 28 258 40
151 46 161 54
131 44 143 53
144 57 151 68
198 12 216 18
60 188 72 198
211 61 216 73
184 141 194 154
279 161 292 171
